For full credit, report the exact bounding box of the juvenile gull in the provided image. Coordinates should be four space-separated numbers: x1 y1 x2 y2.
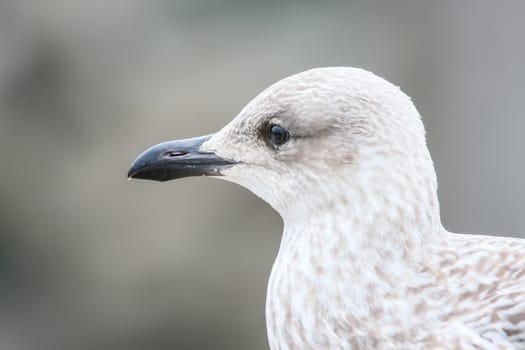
128 67 525 349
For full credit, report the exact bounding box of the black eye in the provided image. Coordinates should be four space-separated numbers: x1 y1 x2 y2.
267 124 290 147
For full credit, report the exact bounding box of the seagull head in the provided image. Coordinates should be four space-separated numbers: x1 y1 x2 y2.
128 67 440 228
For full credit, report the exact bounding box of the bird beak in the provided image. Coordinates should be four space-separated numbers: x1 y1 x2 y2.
127 134 237 182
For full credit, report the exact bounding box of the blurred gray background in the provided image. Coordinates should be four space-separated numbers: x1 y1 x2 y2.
0 1 524 349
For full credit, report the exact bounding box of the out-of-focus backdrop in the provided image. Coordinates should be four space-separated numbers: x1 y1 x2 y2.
0 1 524 349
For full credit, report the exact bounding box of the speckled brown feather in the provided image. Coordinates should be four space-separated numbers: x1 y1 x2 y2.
201 67 524 349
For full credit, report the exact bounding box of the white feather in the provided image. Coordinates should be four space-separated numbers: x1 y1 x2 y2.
202 67 525 349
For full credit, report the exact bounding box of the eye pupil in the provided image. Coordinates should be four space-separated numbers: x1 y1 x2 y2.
268 124 290 146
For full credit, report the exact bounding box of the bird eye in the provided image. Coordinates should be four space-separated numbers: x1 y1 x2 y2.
267 124 290 147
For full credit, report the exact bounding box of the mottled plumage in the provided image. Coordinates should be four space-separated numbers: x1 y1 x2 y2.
204 67 525 349
131 67 525 349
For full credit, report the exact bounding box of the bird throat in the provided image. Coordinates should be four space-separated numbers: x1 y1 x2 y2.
265 192 442 349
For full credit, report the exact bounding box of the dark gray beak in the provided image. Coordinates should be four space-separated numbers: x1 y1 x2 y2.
127 134 236 182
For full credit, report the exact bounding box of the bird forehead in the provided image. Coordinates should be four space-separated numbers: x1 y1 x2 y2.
242 67 391 121
238 81 351 128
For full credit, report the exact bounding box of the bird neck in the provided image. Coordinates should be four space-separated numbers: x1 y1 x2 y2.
279 169 443 259
267 199 443 349
280 197 442 271
267 154 444 349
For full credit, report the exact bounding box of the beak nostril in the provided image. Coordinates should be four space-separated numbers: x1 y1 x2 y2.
166 151 188 157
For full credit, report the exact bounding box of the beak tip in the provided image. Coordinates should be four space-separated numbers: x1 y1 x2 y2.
127 163 140 180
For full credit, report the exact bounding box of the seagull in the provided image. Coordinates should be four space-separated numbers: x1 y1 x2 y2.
128 67 525 349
